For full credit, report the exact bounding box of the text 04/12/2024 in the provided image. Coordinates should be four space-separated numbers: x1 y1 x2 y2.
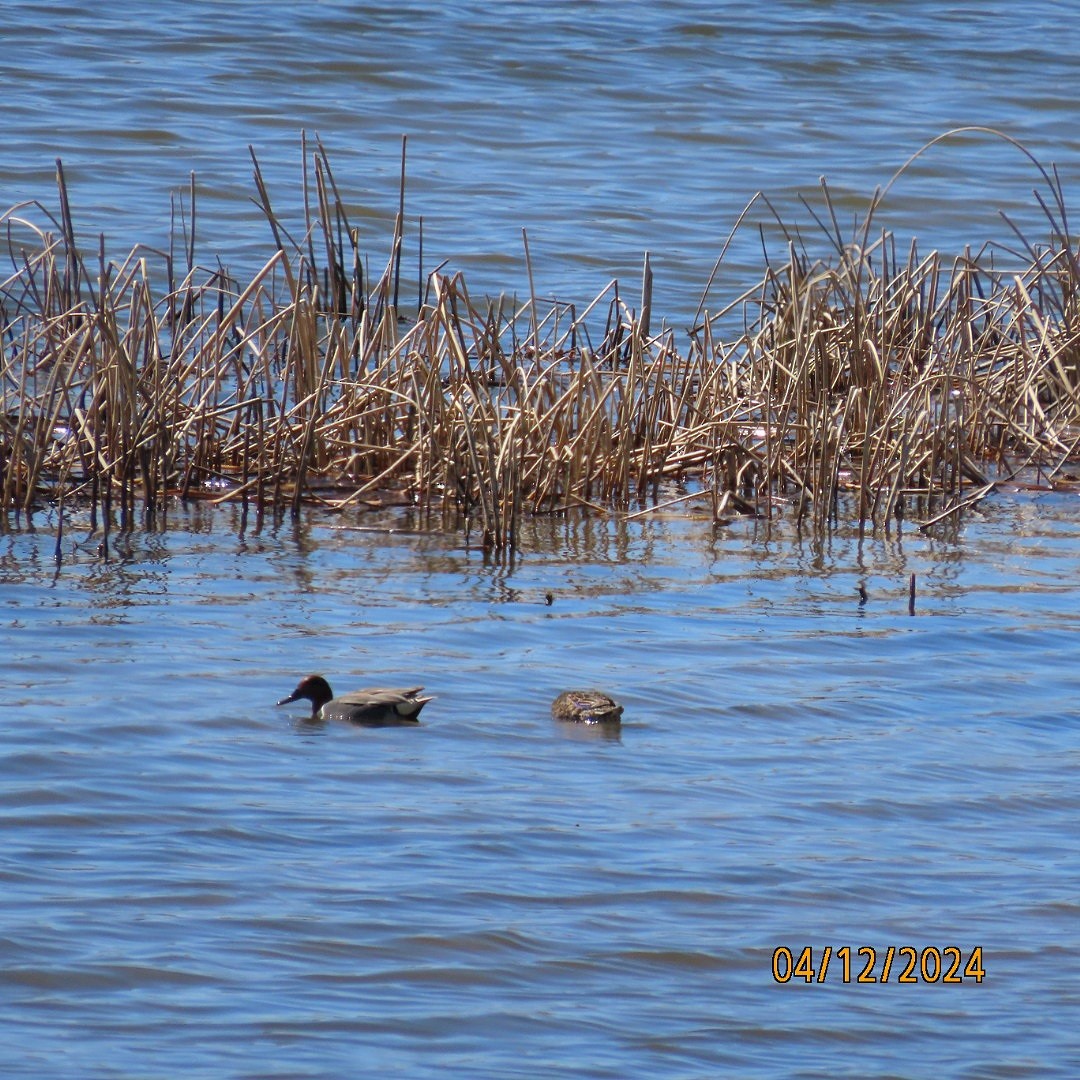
772 946 986 984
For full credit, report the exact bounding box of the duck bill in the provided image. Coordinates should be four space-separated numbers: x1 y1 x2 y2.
276 692 300 706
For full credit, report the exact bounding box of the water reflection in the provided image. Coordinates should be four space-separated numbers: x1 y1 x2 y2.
291 717 330 738
554 719 623 745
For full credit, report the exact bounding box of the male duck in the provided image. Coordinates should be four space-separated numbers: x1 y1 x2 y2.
277 674 432 726
551 689 624 725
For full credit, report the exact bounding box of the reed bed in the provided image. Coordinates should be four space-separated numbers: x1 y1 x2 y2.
3 132 1080 550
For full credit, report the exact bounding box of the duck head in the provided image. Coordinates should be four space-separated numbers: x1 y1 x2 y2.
277 674 334 716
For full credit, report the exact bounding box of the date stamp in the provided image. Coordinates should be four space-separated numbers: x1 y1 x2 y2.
772 946 985 984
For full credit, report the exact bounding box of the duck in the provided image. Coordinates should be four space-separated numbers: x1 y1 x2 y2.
551 689 624 725
277 674 432 726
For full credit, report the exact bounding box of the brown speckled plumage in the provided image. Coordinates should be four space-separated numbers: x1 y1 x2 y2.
551 689 624 724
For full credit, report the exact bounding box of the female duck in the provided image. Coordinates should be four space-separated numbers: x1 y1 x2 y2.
551 689 623 725
277 675 432 726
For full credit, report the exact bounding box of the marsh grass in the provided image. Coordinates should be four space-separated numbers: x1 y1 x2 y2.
3 129 1080 550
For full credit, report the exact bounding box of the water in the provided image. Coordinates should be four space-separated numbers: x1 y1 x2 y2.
2 2 1078 328
2 2 1080 1076
2 494 1078 1077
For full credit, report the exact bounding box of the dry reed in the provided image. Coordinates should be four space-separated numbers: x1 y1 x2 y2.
3 129 1079 550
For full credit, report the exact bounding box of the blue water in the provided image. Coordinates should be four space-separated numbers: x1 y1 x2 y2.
2 2 1080 1076
3 494 1079 1077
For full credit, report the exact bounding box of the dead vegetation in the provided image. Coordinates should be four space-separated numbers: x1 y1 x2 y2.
3 129 1080 551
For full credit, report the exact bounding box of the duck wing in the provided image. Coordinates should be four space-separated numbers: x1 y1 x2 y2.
331 686 433 725
340 686 426 702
